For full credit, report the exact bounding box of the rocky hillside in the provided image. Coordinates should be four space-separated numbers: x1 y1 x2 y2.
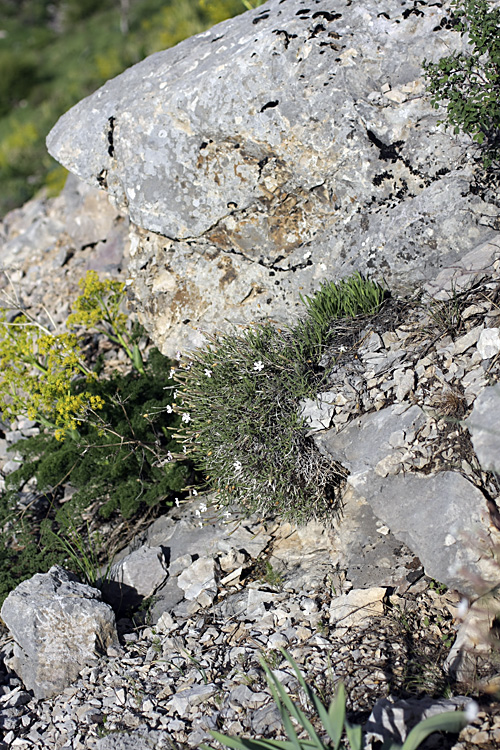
1 0 500 748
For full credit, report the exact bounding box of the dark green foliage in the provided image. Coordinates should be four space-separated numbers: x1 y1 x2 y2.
423 0 500 169
0 348 196 604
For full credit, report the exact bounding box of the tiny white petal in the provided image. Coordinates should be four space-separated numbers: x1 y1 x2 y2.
465 700 479 722
175 498 180 507
166 404 173 413
199 502 207 512
182 413 191 423
195 509 201 517
192 489 198 496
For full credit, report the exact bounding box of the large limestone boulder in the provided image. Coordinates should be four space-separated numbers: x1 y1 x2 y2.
1 566 118 699
46 0 500 356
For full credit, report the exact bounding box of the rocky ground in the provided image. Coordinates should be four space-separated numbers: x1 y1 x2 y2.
0 179 500 749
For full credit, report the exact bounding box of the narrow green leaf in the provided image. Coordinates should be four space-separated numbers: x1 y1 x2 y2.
344 722 363 750
401 711 470 750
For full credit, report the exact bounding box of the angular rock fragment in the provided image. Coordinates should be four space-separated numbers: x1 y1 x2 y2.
1 566 118 699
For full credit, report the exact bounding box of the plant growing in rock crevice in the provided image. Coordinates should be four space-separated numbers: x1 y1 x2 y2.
173 274 386 525
423 0 500 171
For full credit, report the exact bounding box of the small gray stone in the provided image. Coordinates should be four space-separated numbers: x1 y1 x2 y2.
177 557 217 601
477 327 500 359
102 546 168 612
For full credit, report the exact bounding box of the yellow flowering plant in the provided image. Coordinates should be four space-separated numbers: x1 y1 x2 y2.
0 309 104 440
67 270 145 374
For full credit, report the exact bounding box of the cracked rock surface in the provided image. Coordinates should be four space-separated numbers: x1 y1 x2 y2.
46 0 500 356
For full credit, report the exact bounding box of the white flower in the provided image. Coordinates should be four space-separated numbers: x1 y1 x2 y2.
182 413 191 423
175 351 182 360
204 369 212 378
338 345 346 353
253 361 264 372
303 250 312 260
175 497 180 507
192 489 198 496
233 460 242 472
195 509 201 517
199 502 207 512
465 700 479 722
224 511 232 518
457 598 469 619
169 368 176 378
165 404 173 414
198 521 203 527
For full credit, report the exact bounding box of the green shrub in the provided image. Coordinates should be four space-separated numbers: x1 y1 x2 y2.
0 272 196 604
423 0 500 169
174 274 385 525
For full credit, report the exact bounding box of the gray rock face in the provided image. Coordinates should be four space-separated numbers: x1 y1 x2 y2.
465 384 500 473
317 406 498 596
0 566 118 699
46 0 500 356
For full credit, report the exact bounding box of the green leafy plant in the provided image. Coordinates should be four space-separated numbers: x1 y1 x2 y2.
423 0 500 169
174 274 385 524
201 648 474 750
0 270 198 603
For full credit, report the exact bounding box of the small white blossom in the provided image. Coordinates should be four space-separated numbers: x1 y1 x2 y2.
175 497 180 507
198 521 203 527
192 489 198 496
175 351 182 360
465 700 479 722
224 511 232 518
253 361 264 372
165 404 173 414
338 345 346 353
169 368 176 378
233 460 242 472
204 368 212 378
182 412 191 423
303 250 312 260
195 509 201 517
199 502 207 512
173 390 178 399
457 598 469 619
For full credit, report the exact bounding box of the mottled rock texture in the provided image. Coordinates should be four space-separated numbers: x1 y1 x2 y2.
47 0 500 356
0 566 118 699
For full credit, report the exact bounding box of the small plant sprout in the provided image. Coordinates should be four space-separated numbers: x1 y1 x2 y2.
200 648 474 750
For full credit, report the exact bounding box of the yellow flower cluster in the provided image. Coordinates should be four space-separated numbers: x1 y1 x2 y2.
0 310 103 438
67 269 128 334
